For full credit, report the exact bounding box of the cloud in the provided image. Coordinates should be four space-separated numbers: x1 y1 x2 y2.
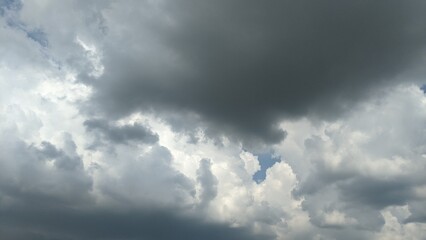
84 118 159 148
0 122 269 240
277 85 426 238
2 1 426 239
0 111 267 240
0 133 93 209
196 158 218 209
94 144 196 207
83 0 426 144
0 206 271 240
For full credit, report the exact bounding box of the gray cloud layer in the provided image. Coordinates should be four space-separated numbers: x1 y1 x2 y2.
0 207 270 240
84 118 159 148
87 0 426 144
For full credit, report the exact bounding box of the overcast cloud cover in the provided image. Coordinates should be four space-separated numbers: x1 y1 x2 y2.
1 0 426 239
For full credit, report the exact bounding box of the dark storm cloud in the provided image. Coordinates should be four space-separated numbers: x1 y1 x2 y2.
88 0 426 144
84 118 159 147
0 206 271 240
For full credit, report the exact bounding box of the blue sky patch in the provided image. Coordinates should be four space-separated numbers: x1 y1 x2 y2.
252 152 281 183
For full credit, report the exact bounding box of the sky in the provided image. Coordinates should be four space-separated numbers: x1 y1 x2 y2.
1 0 426 239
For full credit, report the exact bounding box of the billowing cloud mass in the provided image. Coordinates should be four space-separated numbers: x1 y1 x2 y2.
1 0 426 239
